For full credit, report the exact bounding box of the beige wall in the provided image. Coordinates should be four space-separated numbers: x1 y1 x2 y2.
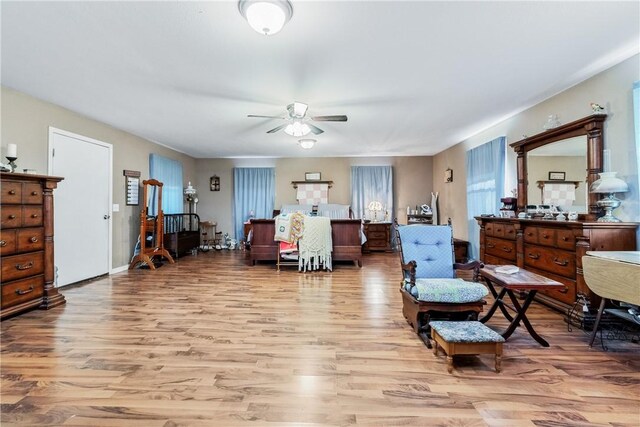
433 54 640 242
195 156 433 238
1 87 197 268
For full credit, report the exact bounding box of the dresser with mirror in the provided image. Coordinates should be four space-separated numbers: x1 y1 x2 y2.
476 115 637 323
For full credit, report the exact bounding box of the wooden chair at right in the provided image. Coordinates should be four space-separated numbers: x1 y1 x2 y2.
395 221 488 347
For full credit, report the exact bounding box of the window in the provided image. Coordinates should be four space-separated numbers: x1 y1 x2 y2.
233 167 275 240
149 154 183 215
466 137 505 258
350 166 393 222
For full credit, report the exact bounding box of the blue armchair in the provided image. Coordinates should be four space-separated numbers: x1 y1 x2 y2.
396 223 488 344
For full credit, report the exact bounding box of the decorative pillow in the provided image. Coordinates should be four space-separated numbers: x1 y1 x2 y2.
404 278 488 303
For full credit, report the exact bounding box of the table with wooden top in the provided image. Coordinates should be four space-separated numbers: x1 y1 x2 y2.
479 265 566 347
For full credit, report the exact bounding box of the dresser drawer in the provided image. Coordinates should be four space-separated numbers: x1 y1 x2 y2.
524 227 538 244
22 206 43 227
22 183 43 205
367 231 387 240
556 229 576 251
482 254 515 266
485 237 517 261
524 245 575 279
1 182 22 204
1 251 45 283
1 275 44 309
0 229 17 255
1 206 21 229
17 228 44 253
537 228 556 247
366 224 388 232
484 223 495 236
526 266 575 306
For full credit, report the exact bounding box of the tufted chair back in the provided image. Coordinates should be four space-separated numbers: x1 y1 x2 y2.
397 225 455 279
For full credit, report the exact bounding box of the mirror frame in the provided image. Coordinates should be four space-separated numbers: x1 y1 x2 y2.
510 114 606 220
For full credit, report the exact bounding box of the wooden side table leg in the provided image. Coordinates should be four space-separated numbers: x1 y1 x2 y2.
446 356 453 374
433 341 438 356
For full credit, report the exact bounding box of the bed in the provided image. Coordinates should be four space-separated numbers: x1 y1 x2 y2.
163 213 200 258
248 218 363 267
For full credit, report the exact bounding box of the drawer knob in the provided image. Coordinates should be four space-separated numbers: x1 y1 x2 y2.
527 232 533 236
29 236 39 243
0 240 6 247
553 257 569 267
562 236 568 241
31 213 39 218
15 262 33 271
528 253 540 260
8 190 16 195
31 191 39 196
487 243 495 248
502 246 512 253
15 286 34 296
8 214 16 219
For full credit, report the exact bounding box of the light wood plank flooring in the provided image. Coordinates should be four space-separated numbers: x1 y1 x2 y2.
2 251 639 426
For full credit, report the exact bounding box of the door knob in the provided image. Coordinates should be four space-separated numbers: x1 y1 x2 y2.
104 215 111 220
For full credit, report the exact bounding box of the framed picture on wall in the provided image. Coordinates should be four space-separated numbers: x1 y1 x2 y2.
210 175 220 191
305 172 321 181
548 171 566 181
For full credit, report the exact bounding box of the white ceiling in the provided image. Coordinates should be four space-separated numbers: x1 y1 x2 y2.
2 1 638 158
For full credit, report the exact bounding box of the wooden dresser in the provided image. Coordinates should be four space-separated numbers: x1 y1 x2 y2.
1 172 65 319
363 222 392 252
476 217 637 318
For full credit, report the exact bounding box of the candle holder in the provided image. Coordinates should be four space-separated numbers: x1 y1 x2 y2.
6 156 17 173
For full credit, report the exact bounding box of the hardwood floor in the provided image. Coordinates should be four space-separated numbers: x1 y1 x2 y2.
2 251 639 426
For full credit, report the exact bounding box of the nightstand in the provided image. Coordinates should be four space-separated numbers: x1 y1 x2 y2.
363 222 392 253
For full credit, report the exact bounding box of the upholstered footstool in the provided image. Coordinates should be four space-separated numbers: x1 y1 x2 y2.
430 321 504 373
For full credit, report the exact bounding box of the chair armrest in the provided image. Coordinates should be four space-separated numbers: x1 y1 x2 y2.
453 259 484 282
401 260 417 286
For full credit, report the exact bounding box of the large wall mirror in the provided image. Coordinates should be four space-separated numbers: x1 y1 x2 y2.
511 114 606 219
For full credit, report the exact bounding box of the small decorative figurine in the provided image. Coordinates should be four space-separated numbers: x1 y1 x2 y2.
590 103 605 114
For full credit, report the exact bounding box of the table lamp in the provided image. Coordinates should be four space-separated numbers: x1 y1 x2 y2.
589 172 629 222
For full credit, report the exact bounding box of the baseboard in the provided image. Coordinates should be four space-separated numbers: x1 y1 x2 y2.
110 265 129 275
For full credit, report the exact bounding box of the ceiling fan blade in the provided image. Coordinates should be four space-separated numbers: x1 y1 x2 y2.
308 124 325 135
311 115 348 122
248 114 286 119
266 124 288 134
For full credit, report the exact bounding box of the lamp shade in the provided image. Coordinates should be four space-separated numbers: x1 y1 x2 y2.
590 172 629 194
238 0 293 36
298 139 315 149
184 181 197 196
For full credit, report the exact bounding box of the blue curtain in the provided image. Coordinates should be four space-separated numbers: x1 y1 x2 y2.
351 166 394 222
149 154 183 215
633 81 640 247
466 137 505 259
233 167 275 240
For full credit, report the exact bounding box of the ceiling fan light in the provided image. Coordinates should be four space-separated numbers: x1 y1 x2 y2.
298 139 316 149
238 0 293 36
284 121 311 137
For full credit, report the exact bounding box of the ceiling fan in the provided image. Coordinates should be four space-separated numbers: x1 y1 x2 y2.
247 102 347 136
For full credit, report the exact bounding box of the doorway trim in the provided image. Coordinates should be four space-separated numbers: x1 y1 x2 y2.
47 127 113 277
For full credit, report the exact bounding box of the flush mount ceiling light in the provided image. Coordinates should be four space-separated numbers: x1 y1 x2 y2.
284 121 311 137
298 139 316 149
238 0 293 36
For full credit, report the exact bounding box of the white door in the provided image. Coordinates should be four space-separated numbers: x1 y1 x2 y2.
49 128 112 287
